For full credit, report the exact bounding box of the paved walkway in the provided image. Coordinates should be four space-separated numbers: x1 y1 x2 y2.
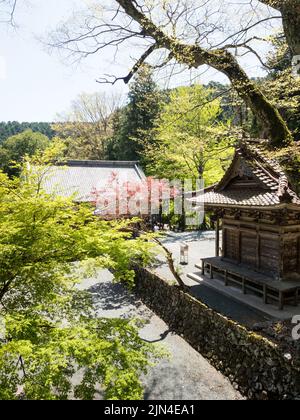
82 271 242 400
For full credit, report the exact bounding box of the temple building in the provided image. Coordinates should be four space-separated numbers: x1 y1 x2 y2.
41 160 146 204
189 140 300 310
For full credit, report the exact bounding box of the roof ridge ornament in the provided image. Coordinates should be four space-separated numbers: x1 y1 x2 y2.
278 175 293 203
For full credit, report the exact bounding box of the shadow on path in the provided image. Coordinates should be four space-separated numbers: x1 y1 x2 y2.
88 280 153 320
161 231 216 244
88 281 135 310
142 329 172 343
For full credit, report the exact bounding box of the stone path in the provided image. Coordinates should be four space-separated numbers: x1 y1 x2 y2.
82 270 242 400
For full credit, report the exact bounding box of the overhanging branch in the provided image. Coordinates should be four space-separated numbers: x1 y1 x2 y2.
116 0 293 147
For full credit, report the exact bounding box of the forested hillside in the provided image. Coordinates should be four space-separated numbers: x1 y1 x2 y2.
0 121 55 143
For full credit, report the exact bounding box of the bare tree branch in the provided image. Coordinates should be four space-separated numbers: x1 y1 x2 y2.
97 42 158 85
0 0 18 25
153 237 188 291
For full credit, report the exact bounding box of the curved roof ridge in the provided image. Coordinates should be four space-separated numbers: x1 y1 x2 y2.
240 141 300 203
240 141 283 177
204 139 300 206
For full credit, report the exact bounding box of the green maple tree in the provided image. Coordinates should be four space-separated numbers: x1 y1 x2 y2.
0 146 163 400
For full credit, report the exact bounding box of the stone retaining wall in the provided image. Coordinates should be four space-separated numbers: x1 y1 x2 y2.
134 267 300 400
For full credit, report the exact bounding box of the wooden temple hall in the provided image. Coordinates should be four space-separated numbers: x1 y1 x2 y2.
189 140 300 310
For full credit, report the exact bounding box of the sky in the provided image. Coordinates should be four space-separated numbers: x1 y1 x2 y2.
0 0 130 122
0 0 276 123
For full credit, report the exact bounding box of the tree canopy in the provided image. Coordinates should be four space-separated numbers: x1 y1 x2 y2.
0 129 50 177
53 92 122 161
145 84 235 184
0 152 162 400
108 65 163 162
0 122 55 143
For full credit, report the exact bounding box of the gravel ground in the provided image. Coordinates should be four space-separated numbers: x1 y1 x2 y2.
82 270 242 401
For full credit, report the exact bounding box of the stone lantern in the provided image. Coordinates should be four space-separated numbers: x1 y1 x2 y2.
180 242 189 265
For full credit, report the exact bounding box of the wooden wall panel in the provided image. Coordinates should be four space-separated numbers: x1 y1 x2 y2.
224 228 239 262
241 232 257 267
220 211 300 280
283 238 298 272
260 237 280 274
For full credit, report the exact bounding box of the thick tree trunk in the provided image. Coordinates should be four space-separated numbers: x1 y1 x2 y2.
259 0 300 56
117 0 293 148
219 51 292 145
281 1 300 57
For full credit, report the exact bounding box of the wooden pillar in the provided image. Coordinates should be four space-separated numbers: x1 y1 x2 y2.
225 270 228 286
294 290 298 307
256 227 261 269
215 218 220 257
263 285 268 304
279 291 284 311
238 231 241 263
242 277 246 294
223 228 226 258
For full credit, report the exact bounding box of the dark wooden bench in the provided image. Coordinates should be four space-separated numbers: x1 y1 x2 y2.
198 257 300 310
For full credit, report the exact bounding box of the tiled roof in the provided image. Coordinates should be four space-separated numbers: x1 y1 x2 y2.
41 160 146 202
200 189 281 207
192 140 300 208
